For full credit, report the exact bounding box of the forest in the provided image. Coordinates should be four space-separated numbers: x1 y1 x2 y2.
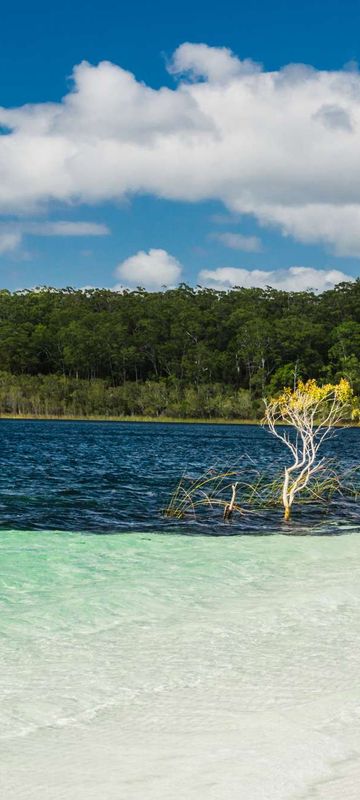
0 280 360 419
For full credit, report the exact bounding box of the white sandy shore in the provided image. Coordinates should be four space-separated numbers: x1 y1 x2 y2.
2 685 360 800
1 531 360 799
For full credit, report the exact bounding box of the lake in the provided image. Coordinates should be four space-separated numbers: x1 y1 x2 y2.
1 420 360 799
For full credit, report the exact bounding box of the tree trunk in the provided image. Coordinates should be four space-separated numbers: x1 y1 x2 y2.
282 467 292 521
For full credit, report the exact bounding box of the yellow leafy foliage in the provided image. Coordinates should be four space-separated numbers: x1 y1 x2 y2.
270 378 352 415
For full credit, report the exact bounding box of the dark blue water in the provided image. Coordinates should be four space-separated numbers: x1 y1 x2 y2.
0 420 359 534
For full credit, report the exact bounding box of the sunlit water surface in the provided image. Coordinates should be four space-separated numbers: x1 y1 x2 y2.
1 421 360 799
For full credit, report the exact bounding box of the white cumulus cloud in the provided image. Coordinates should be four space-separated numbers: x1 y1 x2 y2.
115 249 182 289
168 42 260 82
253 204 360 257
198 266 353 292
2 45 360 255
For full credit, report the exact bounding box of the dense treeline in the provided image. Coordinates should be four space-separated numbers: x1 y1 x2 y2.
1 281 360 418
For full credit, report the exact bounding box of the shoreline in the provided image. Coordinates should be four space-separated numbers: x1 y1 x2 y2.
0 414 358 427
0 413 261 425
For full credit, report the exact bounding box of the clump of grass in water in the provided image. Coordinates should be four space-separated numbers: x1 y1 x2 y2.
163 467 245 520
163 461 360 522
163 463 279 521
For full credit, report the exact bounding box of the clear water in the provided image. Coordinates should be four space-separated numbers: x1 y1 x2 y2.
1 421 360 799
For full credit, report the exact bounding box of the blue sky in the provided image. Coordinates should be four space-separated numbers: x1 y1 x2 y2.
1 0 360 291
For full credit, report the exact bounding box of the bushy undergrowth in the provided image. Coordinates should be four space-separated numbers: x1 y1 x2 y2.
0 372 260 419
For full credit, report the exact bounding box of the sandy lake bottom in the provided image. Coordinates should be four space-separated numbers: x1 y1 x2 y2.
1 528 360 799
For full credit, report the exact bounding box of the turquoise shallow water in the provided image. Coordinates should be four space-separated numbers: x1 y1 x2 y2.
1 529 360 798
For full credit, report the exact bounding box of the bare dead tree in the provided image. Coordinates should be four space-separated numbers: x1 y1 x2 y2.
263 379 352 521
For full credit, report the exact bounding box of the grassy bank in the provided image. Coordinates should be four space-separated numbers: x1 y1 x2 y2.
0 413 261 424
1 413 357 427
